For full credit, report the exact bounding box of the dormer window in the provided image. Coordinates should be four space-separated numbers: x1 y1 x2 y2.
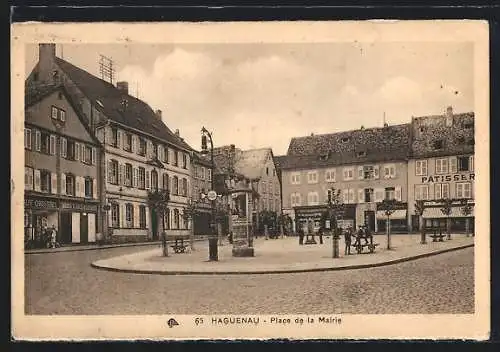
341 137 350 143
357 151 366 158
463 121 474 129
319 152 330 161
433 140 444 150
121 99 129 110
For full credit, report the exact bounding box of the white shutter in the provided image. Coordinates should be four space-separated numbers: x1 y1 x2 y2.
358 166 364 180
133 204 140 228
60 137 67 157
435 184 442 200
108 206 113 228
132 135 137 153
132 168 138 188
75 176 80 197
117 131 122 149
145 206 150 229
145 170 151 189
119 164 124 185
51 173 57 194
93 178 98 199
120 203 126 228
61 173 66 195
34 169 41 192
373 165 380 179
147 141 153 159
395 186 402 201
79 176 84 197
157 145 162 161
91 147 96 165
469 156 474 171
358 189 365 204
449 157 457 173
35 130 41 151
75 142 80 161
375 188 384 202
49 135 56 155
349 189 355 204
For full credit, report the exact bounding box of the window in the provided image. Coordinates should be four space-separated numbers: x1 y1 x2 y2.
124 163 133 187
125 204 134 227
163 173 170 191
83 145 92 164
139 205 146 229
415 185 429 200
67 140 75 160
34 130 41 151
307 171 318 184
51 106 66 122
261 181 267 194
385 187 395 200
40 132 50 154
207 169 212 182
291 172 301 184
458 156 471 172
123 133 132 152
433 140 444 150
165 146 169 163
343 167 354 180
363 166 374 180
138 138 146 156
415 160 428 176
110 128 118 147
108 160 118 184
49 135 56 155
269 182 273 195
174 150 179 166
182 153 187 169
325 169 336 182
200 167 206 180
111 203 119 227
173 209 180 229
84 178 93 198
151 170 158 191
182 178 188 196
290 193 301 207
357 151 366 158
435 183 450 199
60 137 67 157
25 167 33 190
66 174 75 196
273 169 276 176
456 182 472 199
383 164 396 179
364 188 374 202
40 170 51 193
266 167 269 176
341 136 350 143
138 167 146 189
24 128 32 149
172 176 179 195
435 158 449 174
164 208 170 229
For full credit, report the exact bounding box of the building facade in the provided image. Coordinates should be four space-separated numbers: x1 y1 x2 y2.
280 124 410 234
24 85 102 244
26 44 195 242
191 152 213 236
407 107 475 232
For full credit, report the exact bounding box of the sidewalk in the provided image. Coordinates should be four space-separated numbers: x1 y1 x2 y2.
25 236 210 254
91 233 474 275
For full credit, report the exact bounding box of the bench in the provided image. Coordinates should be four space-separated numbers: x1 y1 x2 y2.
353 242 379 254
429 234 446 242
170 237 189 253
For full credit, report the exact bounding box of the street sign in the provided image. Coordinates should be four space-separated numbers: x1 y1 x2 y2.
207 190 217 201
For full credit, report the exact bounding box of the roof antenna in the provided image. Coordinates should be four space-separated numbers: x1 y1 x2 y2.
383 111 388 127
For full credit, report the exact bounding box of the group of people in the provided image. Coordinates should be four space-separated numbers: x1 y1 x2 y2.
343 225 373 255
25 225 60 249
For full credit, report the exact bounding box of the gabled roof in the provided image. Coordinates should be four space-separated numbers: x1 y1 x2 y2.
234 148 272 180
192 151 213 168
54 57 192 151
273 155 287 171
283 124 410 170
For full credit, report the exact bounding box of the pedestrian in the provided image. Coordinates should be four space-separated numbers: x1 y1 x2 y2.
50 225 57 248
344 227 352 255
318 228 324 244
298 228 304 245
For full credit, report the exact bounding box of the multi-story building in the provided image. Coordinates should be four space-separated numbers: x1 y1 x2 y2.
191 152 213 235
280 124 410 233
408 107 475 232
24 84 102 244
26 44 195 241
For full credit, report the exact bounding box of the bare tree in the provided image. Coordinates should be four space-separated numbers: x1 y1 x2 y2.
379 198 397 250
439 198 453 240
147 189 170 257
414 200 426 244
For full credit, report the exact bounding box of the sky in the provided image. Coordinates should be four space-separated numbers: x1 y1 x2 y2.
25 42 474 155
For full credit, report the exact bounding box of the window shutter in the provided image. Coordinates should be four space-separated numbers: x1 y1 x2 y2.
145 170 150 189
435 184 442 200
91 147 96 165
34 130 41 151
49 135 56 155
34 169 41 192
145 206 150 229
395 186 402 201
75 143 80 161
358 166 364 180
120 203 126 228
79 176 84 197
131 135 137 153
342 189 349 203
51 173 57 194
157 145 162 161
93 178 98 199
449 157 457 173
132 168 137 188
117 131 122 149
61 172 66 195
469 156 474 171
358 189 365 203
107 160 113 183
75 176 80 197
119 164 124 185
61 137 67 157
373 165 379 179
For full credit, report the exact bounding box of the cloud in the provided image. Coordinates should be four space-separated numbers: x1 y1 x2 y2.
375 76 423 106
152 48 217 80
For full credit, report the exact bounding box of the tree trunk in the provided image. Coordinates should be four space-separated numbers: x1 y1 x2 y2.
386 217 391 250
419 215 426 244
280 223 284 238
264 224 269 240
446 217 451 240
190 216 195 251
159 211 168 257
465 217 470 237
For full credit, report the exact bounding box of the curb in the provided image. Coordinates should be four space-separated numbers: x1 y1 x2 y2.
90 243 474 276
25 238 209 255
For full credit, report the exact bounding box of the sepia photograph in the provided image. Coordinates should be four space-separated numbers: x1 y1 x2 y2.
11 21 490 340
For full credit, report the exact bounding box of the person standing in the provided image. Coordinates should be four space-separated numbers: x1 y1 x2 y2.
344 227 352 255
50 225 57 248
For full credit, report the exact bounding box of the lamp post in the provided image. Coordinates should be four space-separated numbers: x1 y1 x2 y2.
200 126 218 261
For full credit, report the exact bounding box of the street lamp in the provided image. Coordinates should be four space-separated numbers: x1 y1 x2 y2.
200 126 218 261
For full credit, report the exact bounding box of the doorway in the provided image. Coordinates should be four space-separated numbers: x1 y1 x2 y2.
151 209 158 240
60 212 72 243
80 213 88 243
364 210 375 232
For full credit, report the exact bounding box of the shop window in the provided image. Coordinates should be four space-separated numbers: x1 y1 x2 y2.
84 177 93 198
458 156 471 172
125 203 134 227
40 170 51 193
108 160 118 184
139 205 146 229
66 174 75 196
385 187 395 200
172 176 179 195
138 167 146 189
124 163 133 187
111 203 119 227
151 170 158 191
24 128 32 150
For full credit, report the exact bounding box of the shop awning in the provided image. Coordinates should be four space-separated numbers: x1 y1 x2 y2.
422 207 474 219
376 209 407 220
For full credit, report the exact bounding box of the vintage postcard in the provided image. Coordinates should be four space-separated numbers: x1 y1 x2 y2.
11 21 490 341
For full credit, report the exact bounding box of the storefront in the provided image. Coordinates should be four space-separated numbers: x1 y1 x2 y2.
376 202 408 233
294 204 356 233
24 195 59 244
422 200 475 233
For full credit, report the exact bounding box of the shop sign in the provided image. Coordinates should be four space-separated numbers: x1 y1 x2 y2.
376 202 407 211
24 197 58 210
421 173 474 183
61 201 98 212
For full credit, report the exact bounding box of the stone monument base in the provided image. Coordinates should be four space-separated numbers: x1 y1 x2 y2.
232 247 255 257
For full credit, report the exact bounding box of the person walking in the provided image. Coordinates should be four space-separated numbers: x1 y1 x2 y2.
318 227 324 244
344 227 352 255
50 225 57 248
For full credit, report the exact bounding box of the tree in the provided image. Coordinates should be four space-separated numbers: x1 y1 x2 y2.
147 189 170 257
325 187 343 236
183 198 198 251
379 198 397 250
439 198 453 240
259 210 276 239
414 200 426 244
460 198 473 237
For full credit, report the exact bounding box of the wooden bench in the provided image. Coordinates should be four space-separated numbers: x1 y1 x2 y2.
170 237 189 253
429 234 446 242
353 242 379 254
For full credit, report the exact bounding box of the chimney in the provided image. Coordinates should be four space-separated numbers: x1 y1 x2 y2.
116 81 129 94
445 106 453 127
38 44 56 83
155 109 162 120
175 129 180 136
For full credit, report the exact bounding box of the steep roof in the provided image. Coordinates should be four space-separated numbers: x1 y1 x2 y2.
282 124 410 170
54 57 192 151
410 112 474 158
234 148 271 180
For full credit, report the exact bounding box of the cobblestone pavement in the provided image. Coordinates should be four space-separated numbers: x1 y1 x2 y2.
24 246 474 315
